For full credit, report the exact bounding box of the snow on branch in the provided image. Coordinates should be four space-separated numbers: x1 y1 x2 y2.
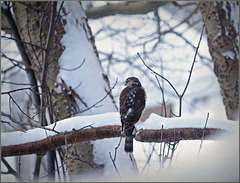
1 112 238 157
85 2 166 19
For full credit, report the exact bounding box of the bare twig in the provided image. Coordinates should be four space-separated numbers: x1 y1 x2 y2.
108 136 123 178
138 2 212 117
1 4 41 113
159 125 164 157
78 78 118 114
129 153 139 174
73 147 108 181
18 156 21 175
8 93 37 122
1 52 40 72
1 158 24 182
1 120 26 132
1 112 62 135
140 143 156 174
1 35 46 51
109 152 121 178
196 112 210 159
155 75 167 117
59 58 86 71
181 3 212 97
38 161 66 180
1 81 38 86
138 52 179 97
1 86 37 95
112 136 123 161
158 125 164 172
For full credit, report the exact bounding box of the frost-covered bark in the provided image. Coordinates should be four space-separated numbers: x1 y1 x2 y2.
199 2 239 120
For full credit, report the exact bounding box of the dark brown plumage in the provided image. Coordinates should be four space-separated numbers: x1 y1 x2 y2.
119 77 146 152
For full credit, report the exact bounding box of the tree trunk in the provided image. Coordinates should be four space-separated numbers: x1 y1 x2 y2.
10 1 117 180
199 2 239 120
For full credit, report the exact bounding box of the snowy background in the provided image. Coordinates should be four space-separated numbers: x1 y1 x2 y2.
85 1 229 120
1 1 239 182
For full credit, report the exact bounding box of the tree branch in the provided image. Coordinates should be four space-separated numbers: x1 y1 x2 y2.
1 125 225 158
1 158 24 181
86 2 166 19
40 2 57 126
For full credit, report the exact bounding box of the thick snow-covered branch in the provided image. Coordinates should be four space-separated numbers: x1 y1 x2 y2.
2 125 122 157
85 2 166 19
1 112 238 157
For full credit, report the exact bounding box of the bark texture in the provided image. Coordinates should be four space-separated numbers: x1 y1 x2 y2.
199 2 239 120
2 125 225 157
12 2 68 121
9 1 115 179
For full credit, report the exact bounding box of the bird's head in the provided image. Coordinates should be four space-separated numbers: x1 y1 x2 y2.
125 77 142 87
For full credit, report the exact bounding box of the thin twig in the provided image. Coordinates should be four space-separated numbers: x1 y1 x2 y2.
1 5 41 112
138 52 180 97
1 86 37 95
159 125 163 156
196 112 210 159
158 125 164 172
1 112 62 135
59 58 86 71
109 152 121 178
113 136 123 161
1 120 26 133
1 81 39 86
155 75 167 117
73 147 109 181
129 153 139 174
1 158 24 182
108 137 123 178
1 35 46 51
38 161 66 180
138 2 212 117
140 143 156 175
78 78 118 114
181 2 212 97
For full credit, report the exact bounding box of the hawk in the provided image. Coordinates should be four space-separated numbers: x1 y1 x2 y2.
119 77 146 152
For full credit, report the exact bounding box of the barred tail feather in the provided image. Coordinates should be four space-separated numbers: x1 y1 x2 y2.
125 136 133 152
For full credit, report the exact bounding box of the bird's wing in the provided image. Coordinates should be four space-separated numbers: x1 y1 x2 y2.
120 87 146 122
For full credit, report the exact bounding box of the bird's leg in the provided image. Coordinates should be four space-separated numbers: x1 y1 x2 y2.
121 123 125 135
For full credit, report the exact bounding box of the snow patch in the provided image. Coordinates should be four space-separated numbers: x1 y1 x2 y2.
1 112 120 146
57 1 116 115
222 50 235 60
135 113 238 131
